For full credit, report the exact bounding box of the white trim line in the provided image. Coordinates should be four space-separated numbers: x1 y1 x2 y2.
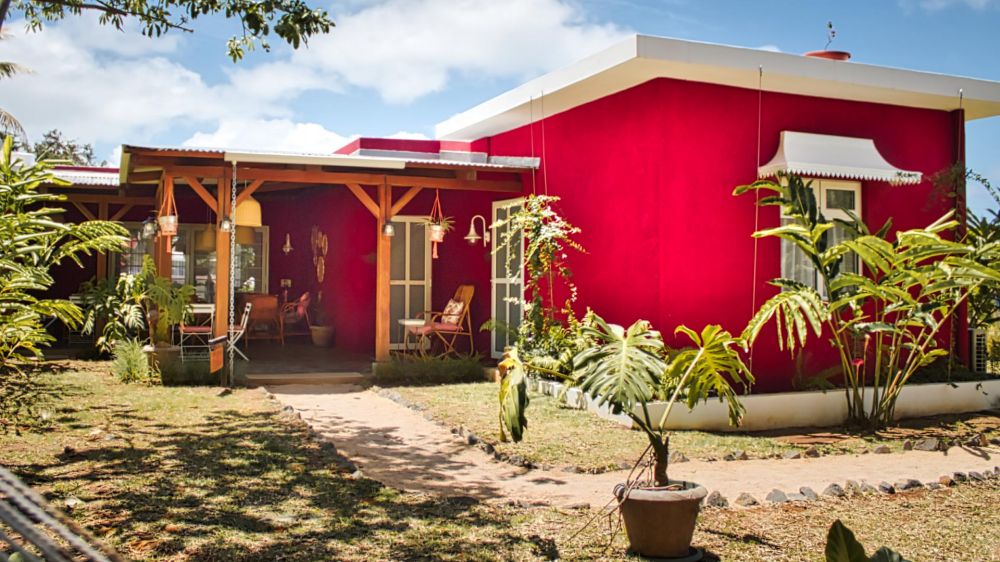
224 151 407 170
436 34 1000 140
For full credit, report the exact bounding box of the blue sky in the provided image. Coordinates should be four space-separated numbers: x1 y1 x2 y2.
3 0 999 211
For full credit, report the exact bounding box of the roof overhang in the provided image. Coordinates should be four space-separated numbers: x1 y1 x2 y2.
436 34 1000 141
758 131 922 185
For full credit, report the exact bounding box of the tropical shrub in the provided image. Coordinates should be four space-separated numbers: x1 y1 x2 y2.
0 136 127 427
825 519 909 562
736 173 1000 429
80 269 148 353
111 338 152 383
490 195 585 378
499 312 752 486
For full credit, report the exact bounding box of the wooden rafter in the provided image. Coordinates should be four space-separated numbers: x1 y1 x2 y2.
235 179 265 206
71 201 96 221
346 183 380 218
389 186 422 218
110 204 133 222
183 176 219 214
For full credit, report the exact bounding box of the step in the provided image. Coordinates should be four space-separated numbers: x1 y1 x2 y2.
246 372 369 386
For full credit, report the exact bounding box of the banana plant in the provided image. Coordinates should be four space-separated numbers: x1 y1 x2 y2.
499 312 752 486
736 173 1000 429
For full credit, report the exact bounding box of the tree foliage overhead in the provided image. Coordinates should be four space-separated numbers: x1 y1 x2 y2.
8 0 334 61
31 129 100 166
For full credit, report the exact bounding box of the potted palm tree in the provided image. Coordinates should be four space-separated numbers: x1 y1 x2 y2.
499 312 753 559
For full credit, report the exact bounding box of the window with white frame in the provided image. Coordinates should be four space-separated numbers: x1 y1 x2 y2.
780 179 861 294
112 223 269 301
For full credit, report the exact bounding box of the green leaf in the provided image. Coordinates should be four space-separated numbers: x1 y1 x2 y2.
825 520 869 562
869 547 910 562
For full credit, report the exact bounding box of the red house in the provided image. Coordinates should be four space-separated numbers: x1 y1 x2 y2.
48 35 1000 391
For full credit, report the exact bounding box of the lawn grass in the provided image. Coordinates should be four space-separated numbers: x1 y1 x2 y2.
2 362 998 561
393 382 1000 470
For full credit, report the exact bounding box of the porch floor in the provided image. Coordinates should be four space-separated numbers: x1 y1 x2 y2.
242 341 372 386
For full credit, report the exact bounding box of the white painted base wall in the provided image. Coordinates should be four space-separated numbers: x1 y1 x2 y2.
528 377 1000 432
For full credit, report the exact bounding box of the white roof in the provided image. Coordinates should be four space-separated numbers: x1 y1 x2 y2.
758 131 921 185
436 34 1000 141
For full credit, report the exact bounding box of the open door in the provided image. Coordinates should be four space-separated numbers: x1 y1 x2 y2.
490 198 524 359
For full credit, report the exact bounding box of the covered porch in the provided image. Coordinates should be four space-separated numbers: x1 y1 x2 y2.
110 144 531 376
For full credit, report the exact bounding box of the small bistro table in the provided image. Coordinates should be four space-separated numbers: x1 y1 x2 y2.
396 318 427 356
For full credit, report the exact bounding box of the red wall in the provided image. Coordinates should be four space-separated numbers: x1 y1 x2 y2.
484 77 962 392
264 186 507 357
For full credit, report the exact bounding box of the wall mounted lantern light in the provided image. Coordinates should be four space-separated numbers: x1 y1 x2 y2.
382 222 396 237
464 215 490 246
140 216 158 239
282 233 294 255
219 218 234 233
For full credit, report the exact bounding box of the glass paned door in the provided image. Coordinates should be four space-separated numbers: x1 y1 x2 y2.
491 199 524 358
389 217 432 349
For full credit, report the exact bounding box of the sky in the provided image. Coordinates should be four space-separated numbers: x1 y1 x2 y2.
2 0 1000 212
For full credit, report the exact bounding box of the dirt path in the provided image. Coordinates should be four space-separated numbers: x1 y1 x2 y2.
269 385 999 508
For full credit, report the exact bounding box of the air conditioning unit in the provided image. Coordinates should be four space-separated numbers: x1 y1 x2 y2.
970 328 988 373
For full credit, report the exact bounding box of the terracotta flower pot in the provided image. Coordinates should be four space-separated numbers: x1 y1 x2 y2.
310 325 334 347
429 224 446 243
157 215 178 236
616 481 707 559
804 50 851 61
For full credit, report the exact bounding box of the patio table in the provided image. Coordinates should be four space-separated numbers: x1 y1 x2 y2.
397 318 426 356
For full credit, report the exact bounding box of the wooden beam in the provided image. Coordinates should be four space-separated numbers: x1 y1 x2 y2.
156 165 522 193
375 184 392 362
389 186 422 218
346 183 380 218
234 178 265 206
214 171 232 341
110 204 134 222
183 176 219 214
71 201 96 221
64 194 156 206
155 176 174 279
128 170 166 183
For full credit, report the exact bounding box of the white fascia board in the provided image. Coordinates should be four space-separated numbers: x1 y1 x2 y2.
436 34 1000 141
223 151 407 169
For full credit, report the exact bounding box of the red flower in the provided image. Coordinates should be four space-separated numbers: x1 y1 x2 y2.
852 358 864 368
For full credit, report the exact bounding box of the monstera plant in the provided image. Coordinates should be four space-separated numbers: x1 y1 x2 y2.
499 312 753 558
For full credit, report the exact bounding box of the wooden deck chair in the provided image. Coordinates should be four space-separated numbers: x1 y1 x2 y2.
279 291 312 344
408 284 475 357
229 302 253 361
179 310 213 362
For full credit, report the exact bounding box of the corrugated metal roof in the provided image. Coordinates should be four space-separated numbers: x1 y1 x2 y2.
52 168 120 187
124 144 537 171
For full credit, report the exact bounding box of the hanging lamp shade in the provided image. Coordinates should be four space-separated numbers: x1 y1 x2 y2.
235 226 256 245
195 227 216 251
234 196 263 227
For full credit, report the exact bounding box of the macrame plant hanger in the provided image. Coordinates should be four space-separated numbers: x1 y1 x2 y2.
429 189 445 259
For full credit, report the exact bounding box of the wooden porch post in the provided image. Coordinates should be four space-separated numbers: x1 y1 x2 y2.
154 176 173 279
214 172 231 340
96 201 109 280
375 183 392 362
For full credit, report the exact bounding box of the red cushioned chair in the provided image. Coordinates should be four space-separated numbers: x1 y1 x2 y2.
407 284 475 357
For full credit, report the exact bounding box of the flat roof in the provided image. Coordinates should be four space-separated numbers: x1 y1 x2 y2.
436 34 1000 141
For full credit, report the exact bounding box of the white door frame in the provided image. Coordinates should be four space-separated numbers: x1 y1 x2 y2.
491 198 525 359
389 215 433 349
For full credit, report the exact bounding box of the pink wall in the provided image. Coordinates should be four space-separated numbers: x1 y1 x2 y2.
485 77 963 392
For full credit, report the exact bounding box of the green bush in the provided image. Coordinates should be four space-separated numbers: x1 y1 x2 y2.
373 354 486 386
111 339 152 383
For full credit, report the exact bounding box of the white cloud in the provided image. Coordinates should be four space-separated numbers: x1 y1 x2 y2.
183 118 353 153
2 0 631 151
293 0 631 103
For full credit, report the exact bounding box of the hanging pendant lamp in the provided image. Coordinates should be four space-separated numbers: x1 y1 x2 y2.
235 196 262 227
195 227 216 251
235 226 256 245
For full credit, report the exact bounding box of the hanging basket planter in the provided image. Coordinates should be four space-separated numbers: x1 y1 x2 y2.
424 190 453 259
157 214 178 236
157 178 179 236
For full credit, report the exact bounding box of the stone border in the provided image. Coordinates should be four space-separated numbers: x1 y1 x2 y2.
704 467 1000 509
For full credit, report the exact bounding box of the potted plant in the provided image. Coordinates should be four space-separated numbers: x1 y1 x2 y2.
499 312 753 559
425 215 454 243
309 302 334 347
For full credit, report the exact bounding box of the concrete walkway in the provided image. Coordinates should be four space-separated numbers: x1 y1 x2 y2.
269 384 999 508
